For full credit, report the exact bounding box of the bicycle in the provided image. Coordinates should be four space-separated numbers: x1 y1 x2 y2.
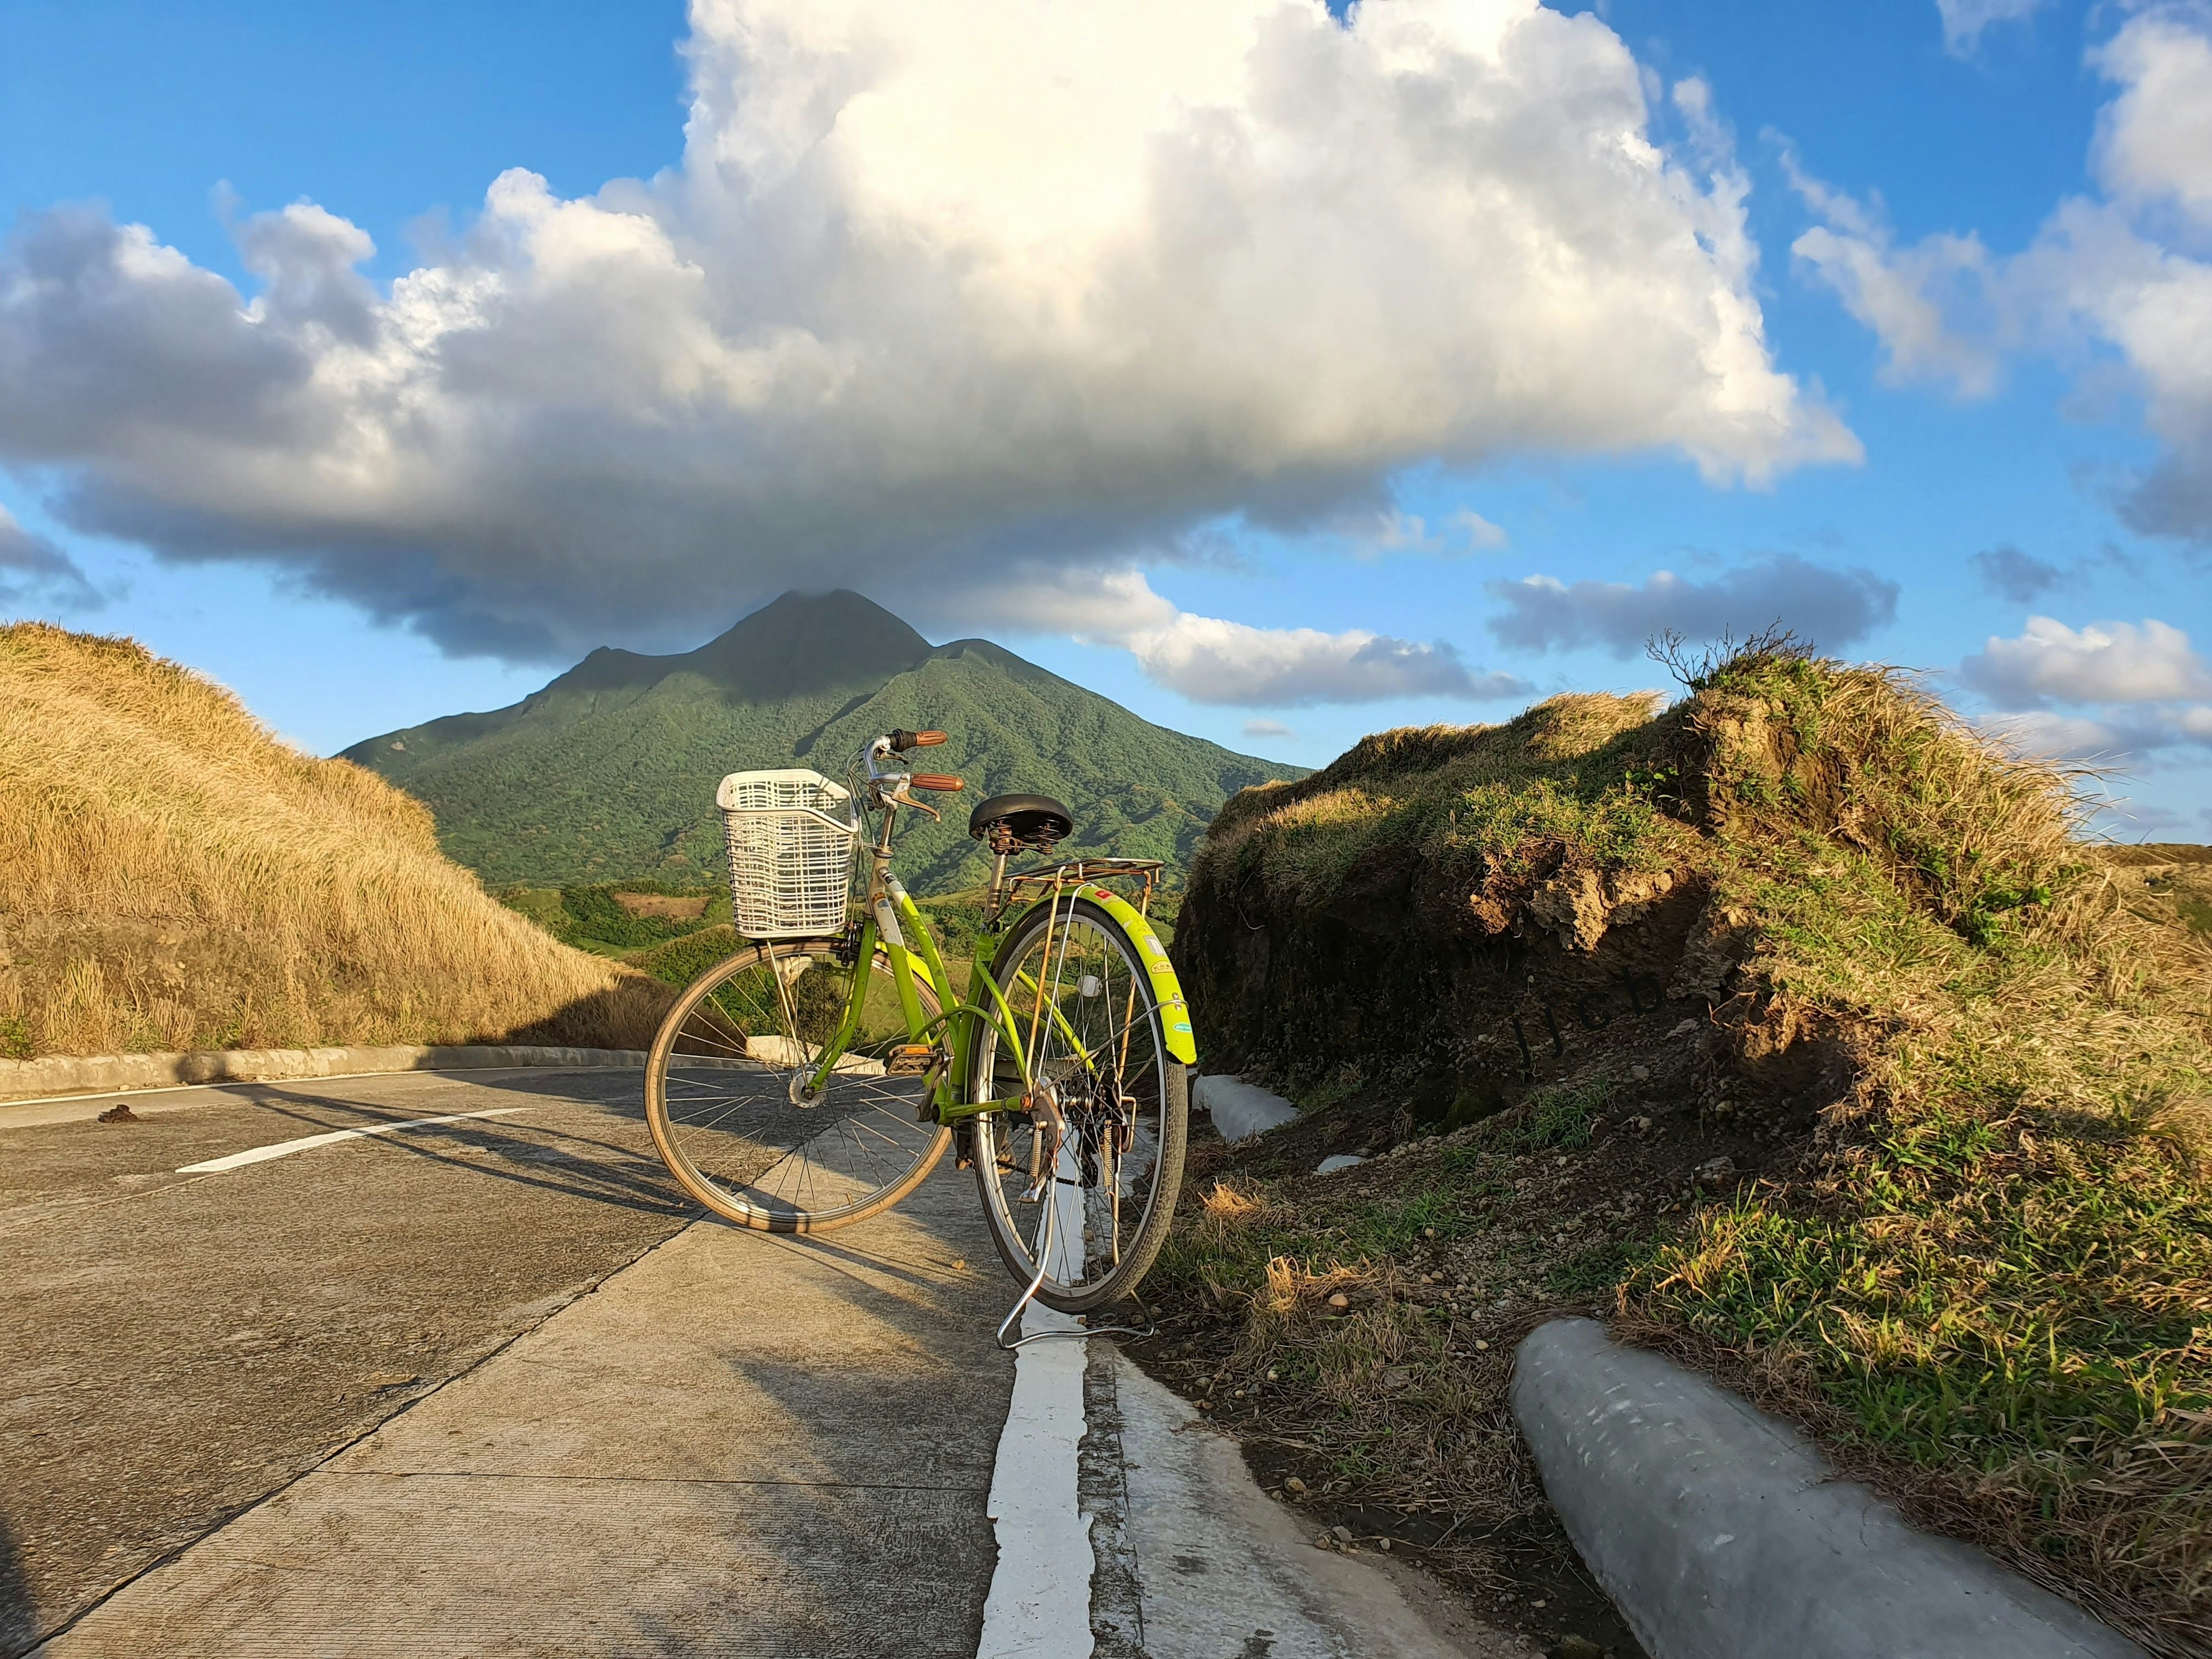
642 728 1192 1317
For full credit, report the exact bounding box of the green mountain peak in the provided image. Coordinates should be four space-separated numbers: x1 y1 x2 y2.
546 589 932 702
342 591 1306 891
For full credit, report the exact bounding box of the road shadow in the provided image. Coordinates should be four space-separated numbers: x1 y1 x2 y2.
0 1509 39 1659
194 1078 692 1218
202 1067 645 1136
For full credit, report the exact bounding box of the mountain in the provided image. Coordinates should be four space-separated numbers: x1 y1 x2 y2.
341 590 1308 892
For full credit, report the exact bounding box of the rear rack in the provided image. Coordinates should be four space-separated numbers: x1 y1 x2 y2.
999 856 1165 920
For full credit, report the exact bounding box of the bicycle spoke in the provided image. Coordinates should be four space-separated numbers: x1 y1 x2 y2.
648 945 946 1228
974 902 1172 1296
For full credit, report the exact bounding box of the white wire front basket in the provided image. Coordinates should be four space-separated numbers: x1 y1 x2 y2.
715 768 858 940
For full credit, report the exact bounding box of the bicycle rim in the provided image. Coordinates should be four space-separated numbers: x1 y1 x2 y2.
646 941 950 1232
970 898 1186 1309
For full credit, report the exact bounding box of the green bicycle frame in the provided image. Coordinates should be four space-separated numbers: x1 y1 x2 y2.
800 866 1193 1127
800 874 1025 1123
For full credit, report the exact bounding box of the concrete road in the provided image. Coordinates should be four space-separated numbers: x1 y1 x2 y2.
0 1069 709 1651
2 1067 1521 1658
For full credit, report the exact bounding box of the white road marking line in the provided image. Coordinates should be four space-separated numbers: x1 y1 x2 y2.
979 1147 1097 1658
176 1107 540 1174
978 1305 1096 1659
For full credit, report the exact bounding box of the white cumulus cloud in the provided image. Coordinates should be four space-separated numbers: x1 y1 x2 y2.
950 563 1525 706
1990 704 2212 762
0 0 1853 664
1785 168 2001 396
1127 609 1528 706
1960 616 2212 707
2092 6 2212 227
1936 0 2051 56
1963 615 2212 758
1453 510 1511 551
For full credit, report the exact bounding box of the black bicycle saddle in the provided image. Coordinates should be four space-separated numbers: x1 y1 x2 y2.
968 793 1075 847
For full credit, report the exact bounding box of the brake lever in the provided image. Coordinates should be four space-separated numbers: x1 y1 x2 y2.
881 782 941 821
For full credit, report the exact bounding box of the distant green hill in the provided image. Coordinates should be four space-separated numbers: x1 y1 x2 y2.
342 590 1306 892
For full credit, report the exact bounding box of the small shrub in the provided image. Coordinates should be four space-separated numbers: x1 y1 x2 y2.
1520 1074 1612 1151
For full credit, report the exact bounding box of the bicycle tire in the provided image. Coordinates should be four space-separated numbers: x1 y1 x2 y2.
645 940 951 1233
968 896 1189 1313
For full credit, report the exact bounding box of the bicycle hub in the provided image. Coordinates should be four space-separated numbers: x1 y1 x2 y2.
1020 1079 1066 1202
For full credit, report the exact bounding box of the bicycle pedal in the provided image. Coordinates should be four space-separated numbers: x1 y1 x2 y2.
888 1044 937 1075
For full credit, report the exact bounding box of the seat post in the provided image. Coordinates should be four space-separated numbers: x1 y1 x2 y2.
983 826 1013 925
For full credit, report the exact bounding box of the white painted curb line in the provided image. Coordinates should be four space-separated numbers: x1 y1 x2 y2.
0 1044 646 1121
979 1147 1096 1658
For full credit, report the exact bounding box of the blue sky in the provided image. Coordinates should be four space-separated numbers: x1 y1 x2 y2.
3 0 2209 838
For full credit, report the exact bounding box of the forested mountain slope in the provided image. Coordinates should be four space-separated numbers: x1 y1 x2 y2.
343 590 1304 891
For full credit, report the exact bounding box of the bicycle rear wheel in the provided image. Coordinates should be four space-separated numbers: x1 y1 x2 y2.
969 896 1188 1313
645 941 949 1232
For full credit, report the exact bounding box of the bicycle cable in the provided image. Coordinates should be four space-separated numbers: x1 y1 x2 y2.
993 1172 1158 1350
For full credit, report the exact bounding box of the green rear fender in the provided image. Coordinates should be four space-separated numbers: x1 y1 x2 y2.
1028 885 1196 1066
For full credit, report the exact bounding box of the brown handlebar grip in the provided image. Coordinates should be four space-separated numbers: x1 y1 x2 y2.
912 730 948 747
910 774 964 792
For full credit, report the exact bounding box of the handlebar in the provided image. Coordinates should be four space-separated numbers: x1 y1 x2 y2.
859 731 959 821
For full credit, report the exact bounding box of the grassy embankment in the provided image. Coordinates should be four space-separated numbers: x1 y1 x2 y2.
2104 844 2212 941
1156 648 2209 1656
0 623 670 1060
499 880 731 960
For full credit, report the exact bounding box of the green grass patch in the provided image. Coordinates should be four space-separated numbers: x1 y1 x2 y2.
1548 1233 1661 1298
1517 1074 1612 1152
495 879 729 956
1201 692 1704 921
2173 891 2212 938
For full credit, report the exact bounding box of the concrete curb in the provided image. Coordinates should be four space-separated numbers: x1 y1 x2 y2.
1192 1074 1299 1142
0 1045 646 1117
1510 1318 2149 1659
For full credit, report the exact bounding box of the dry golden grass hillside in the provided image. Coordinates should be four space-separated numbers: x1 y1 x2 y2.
0 623 671 1059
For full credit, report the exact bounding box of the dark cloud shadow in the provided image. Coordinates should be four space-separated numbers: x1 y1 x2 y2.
1486 553 1899 657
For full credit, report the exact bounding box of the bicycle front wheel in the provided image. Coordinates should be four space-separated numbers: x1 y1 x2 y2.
645 940 950 1232
969 897 1188 1313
